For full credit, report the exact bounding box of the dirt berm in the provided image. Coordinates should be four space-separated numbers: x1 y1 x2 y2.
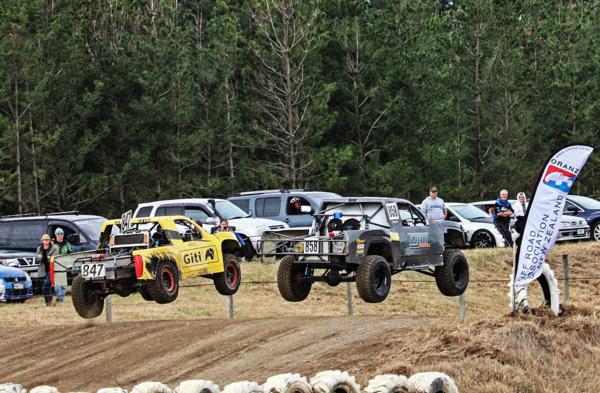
0 316 425 391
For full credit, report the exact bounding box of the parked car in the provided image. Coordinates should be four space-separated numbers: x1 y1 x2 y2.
445 203 506 248
0 265 33 302
471 200 590 242
0 212 107 292
260 197 468 303
228 189 341 228
133 198 288 259
564 196 600 241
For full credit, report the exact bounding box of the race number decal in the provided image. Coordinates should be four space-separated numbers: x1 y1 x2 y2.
386 203 400 221
304 238 320 254
81 263 106 279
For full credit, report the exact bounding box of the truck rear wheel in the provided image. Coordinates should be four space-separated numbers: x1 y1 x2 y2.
147 261 179 304
277 256 312 302
435 249 469 296
139 286 153 301
356 255 391 303
72 275 104 319
214 254 241 295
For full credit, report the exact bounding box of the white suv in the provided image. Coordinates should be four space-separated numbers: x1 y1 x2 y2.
133 198 289 258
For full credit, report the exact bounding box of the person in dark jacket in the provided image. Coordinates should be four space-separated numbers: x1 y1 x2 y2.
489 189 514 247
53 227 73 304
36 233 59 306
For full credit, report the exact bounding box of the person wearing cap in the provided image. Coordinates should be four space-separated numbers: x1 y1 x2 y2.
53 227 73 304
420 187 447 222
289 197 303 215
36 233 59 307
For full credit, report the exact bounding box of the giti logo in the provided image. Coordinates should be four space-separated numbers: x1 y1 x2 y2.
543 164 576 193
183 251 202 264
205 248 215 261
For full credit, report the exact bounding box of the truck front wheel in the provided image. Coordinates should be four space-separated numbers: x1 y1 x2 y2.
72 275 104 319
147 261 179 304
277 256 312 302
356 255 391 303
214 254 241 295
435 249 469 296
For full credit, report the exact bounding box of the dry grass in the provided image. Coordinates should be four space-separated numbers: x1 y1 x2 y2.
2 242 600 392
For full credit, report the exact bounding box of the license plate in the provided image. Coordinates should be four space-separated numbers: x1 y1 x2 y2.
577 228 585 235
304 238 320 254
13 283 24 289
81 263 106 279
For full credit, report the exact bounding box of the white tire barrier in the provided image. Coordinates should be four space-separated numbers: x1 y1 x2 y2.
98 388 128 393
222 382 262 393
406 372 458 393
310 371 360 393
263 374 312 393
174 381 220 393
364 374 408 393
30 387 59 393
0 384 26 393
509 262 561 316
131 382 171 393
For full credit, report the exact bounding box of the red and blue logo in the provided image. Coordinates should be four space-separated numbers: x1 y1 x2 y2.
543 165 576 193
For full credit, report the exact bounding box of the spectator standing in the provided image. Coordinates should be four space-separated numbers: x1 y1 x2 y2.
36 234 59 307
512 192 528 217
489 189 514 247
53 227 73 304
420 187 447 222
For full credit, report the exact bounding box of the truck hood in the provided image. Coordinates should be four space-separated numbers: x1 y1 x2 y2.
228 217 288 237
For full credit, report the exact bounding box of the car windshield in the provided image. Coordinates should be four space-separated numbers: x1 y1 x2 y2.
452 204 490 220
215 200 250 220
75 218 106 242
570 196 600 210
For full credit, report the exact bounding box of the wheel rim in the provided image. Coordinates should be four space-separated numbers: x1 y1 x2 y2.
452 260 467 285
225 262 239 289
594 225 600 242
374 264 389 292
161 267 175 293
473 232 492 248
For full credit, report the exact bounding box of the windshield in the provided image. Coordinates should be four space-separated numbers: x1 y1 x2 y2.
215 200 250 220
570 196 600 210
75 218 106 242
452 204 490 220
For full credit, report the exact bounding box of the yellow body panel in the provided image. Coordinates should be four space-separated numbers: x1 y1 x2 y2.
99 215 239 281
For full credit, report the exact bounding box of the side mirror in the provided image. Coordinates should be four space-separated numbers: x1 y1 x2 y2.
67 233 81 245
205 217 219 225
300 205 312 214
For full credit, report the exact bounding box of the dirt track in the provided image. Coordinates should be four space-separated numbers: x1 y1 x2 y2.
0 316 428 391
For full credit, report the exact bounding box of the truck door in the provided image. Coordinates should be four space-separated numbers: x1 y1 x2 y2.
173 219 219 278
394 203 443 267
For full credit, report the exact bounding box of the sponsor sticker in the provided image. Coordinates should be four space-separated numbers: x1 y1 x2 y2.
543 165 576 193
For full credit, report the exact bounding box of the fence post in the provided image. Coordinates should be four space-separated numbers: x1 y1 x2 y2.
562 254 570 304
346 282 354 316
105 295 112 323
459 293 466 321
226 295 234 319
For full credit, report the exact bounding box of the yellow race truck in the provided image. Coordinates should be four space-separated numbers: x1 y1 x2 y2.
53 215 242 318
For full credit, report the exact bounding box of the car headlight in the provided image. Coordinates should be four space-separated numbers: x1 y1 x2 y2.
0 258 19 267
25 275 31 283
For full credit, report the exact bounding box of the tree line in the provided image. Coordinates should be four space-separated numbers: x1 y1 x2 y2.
1 0 598 218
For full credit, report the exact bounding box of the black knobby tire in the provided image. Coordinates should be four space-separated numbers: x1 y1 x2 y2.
139 285 153 301
356 255 392 303
592 222 600 242
146 261 179 304
71 275 104 319
277 255 312 302
214 254 241 295
471 230 495 248
435 249 469 296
